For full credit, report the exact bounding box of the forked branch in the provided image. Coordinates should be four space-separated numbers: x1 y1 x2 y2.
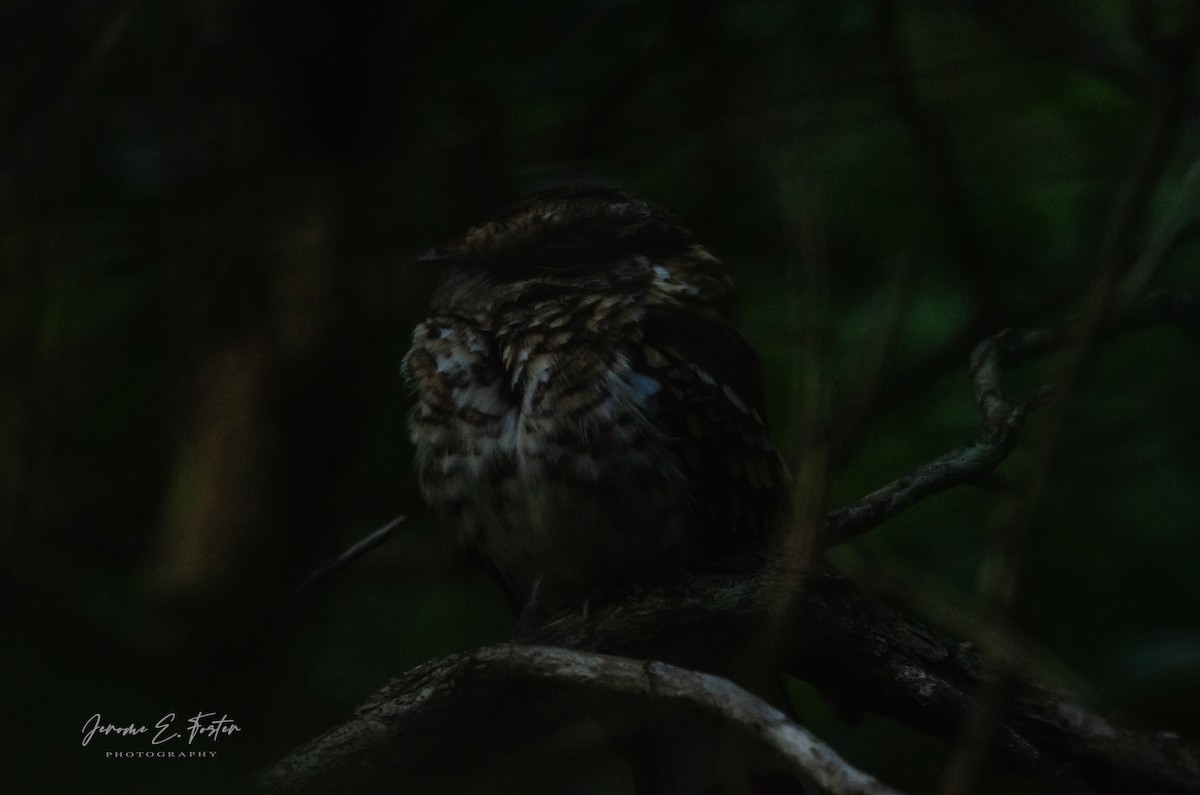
820 290 1197 546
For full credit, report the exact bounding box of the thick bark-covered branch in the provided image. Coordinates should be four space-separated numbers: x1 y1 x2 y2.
532 572 1200 795
263 572 1200 795
262 642 900 795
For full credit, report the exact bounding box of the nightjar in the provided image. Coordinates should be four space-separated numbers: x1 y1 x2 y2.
403 186 784 614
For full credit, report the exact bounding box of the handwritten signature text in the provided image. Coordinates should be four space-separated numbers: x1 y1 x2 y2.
81 712 241 747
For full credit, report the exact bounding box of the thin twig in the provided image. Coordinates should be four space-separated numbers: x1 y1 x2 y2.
820 290 1197 547
877 0 1000 324
279 515 406 609
1119 155 1200 301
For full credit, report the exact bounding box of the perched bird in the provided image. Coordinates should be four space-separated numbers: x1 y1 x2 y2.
403 185 785 616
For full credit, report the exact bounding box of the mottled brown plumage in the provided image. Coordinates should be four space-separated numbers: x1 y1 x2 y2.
403 186 784 612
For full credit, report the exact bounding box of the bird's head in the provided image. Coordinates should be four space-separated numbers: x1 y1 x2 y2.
416 185 733 315
418 185 697 270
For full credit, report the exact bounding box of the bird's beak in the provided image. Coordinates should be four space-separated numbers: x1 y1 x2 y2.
412 245 469 267
413 246 448 264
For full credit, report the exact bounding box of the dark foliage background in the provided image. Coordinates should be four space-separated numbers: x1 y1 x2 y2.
3 1 1199 792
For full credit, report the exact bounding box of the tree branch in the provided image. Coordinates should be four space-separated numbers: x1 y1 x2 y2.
263 572 1200 794
820 289 1197 546
260 640 900 794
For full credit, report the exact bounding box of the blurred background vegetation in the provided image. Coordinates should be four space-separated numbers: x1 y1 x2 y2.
4 0 1199 792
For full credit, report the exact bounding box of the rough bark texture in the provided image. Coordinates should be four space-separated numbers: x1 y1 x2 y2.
262 572 1200 794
